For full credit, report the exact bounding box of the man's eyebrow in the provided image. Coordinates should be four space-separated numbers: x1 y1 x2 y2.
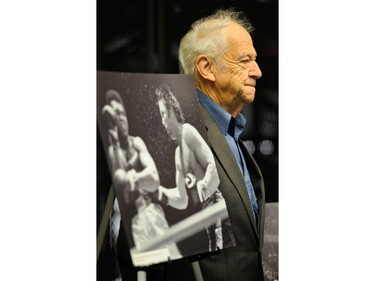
238 52 257 60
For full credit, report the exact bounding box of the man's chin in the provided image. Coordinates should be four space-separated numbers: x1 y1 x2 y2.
240 90 255 104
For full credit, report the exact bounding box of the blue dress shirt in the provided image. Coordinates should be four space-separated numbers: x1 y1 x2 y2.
197 89 259 229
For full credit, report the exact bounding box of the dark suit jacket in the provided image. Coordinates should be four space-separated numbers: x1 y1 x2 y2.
198 103 266 281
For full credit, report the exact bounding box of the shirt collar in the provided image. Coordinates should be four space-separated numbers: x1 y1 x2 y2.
197 89 246 139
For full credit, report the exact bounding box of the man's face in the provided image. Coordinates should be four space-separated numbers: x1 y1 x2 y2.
213 23 262 114
110 100 129 137
158 99 177 140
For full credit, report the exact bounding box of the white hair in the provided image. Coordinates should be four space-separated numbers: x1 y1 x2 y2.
178 9 254 75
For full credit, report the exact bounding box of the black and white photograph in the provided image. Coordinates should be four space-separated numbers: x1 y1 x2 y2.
97 71 236 268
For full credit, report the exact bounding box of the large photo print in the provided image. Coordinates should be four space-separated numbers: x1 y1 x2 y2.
97 71 236 267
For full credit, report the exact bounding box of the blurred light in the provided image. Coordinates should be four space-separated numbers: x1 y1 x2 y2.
259 140 274 156
243 140 256 155
104 37 131 53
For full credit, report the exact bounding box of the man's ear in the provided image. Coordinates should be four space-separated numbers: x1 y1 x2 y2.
195 55 216 82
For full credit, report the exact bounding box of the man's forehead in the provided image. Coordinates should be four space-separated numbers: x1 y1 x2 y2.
225 29 256 57
226 22 252 41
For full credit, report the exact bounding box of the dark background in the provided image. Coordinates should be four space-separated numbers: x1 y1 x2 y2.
97 0 278 279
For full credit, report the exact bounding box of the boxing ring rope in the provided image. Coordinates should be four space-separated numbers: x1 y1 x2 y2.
131 199 228 254
97 189 227 281
97 187 228 261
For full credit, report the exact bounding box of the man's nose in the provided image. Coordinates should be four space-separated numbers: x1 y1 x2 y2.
250 61 262 79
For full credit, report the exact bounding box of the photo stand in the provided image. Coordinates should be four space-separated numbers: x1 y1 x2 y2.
97 186 206 281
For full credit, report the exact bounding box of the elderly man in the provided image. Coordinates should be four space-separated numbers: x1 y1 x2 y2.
178 9 266 281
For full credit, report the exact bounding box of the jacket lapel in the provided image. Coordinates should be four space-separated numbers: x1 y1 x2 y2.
198 103 259 238
239 140 266 247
